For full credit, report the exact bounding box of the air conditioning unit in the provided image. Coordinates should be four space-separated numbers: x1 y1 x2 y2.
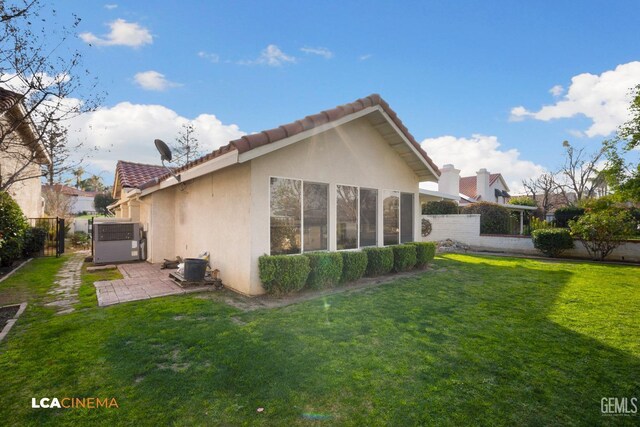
93 222 141 264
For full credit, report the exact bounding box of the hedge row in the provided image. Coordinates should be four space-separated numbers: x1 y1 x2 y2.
258 242 437 295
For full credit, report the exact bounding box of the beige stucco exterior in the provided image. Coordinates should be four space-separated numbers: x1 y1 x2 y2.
127 116 431 296
1 140 44 218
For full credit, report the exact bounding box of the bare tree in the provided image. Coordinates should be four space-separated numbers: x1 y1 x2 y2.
555 140 606 202
41 120 82 185
172 122 201 166
522 172 557 217
42 186 74 218
0 0 102 192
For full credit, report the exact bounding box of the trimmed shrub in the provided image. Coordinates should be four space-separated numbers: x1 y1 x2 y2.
531 228 574 257
340 251 367 283
363 247 394 276
258 254 310 295
507 196 537 207
0 192 29 266
462 202 510 234
422 200 459 215
391 244 417 272
23 227 48 256
304 252 343 289
409 242 436 268
554 206 585 228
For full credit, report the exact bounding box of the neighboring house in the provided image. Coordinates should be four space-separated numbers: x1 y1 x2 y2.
110 94 440 295
42 184 99 214
0 88 50 217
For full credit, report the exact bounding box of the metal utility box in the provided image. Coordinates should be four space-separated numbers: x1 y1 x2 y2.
93 222 141 264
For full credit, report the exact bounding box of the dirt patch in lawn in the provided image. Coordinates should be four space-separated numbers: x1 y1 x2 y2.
208 265 443 312
0 305 20 329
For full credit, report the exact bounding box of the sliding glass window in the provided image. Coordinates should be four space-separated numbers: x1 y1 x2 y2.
303 182 328 251
383 190 399 245
337 185 358 249
400 192 414 243
270 178 302 255
359 188 377 247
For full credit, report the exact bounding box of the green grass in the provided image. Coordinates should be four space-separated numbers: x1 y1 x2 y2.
0 254 638 426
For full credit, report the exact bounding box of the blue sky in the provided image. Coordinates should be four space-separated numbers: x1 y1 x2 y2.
48 1 640 191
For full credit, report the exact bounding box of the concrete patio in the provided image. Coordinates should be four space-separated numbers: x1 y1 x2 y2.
94 262 215 307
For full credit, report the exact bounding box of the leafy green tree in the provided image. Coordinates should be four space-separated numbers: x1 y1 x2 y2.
94 193 115 216
569 208 634 260
0 191 29 266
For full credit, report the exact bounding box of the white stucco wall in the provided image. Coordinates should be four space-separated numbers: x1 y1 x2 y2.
249 117 424 295
4 161 43 218
422 214 481 245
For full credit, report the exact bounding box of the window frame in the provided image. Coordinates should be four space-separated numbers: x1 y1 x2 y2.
335 183 360 251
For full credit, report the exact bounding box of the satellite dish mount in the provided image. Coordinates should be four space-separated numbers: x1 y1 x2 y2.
154 139 181 183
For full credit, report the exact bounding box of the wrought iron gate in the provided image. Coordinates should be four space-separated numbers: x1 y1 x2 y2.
27 217 65 257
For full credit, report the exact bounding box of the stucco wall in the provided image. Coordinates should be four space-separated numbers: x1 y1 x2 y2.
4 161 43 218
422 214 481 245
249 117 424 294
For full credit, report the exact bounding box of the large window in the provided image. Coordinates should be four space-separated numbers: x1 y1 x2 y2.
383 190 399 245
400 192 414 243
359 188 377 247
270 178 301 254
303 182 328 251
337 185 358 249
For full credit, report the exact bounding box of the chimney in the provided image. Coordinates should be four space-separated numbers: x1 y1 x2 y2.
438 164 460 197
476 168 490 201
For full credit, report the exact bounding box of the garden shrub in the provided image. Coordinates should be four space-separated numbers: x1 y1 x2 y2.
258 254 310 295
304 252 343 289
340 251 367 283
422 200 459 215
554 206 585 228
569 209 635 260
531 228 574 257
391 244 417 272
0 192 29 266
363 247 394 276
507 196 537 207
462 202 510 234
409 242 436 268
71 231 91 248
23 227 48 256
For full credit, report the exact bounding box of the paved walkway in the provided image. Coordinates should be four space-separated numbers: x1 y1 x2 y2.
94 263 214 307
45 253 86 315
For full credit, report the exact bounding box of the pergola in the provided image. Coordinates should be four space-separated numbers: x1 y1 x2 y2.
503 203 538 235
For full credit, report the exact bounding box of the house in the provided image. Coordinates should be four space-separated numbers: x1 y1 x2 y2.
110 94 440 295
41 184 99 214
0 88 50 217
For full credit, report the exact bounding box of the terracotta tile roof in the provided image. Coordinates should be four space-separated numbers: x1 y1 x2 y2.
116 161 169 189
137 94 440 190
459 174 501 200
42 184 99 197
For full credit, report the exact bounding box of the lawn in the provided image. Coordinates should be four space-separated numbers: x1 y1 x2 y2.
0 254 638 426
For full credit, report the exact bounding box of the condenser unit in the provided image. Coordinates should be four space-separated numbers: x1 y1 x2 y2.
93 222 141 264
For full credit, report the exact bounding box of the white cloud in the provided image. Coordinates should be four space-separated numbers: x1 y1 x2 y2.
420 134 546 193
197 51 220 63
79 19 153 48
104 4 118 9
133 71 180 91
358 54 372 61
68 102 245 179
240 44 296 66
300 47 333 59
510 61 640 137
549 84 564 97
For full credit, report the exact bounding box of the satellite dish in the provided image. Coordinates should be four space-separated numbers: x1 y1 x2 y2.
154 139 172 162
153 138 181 183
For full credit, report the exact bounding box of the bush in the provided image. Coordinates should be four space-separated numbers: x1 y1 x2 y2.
554 206 585 228
363 247 394 276
23 227 48 256
409 242 436 268
462 202 510 234
304 252 343 289
530 217 553 232
507 196 537 207
0 192 29 266
340 251 367 283
258 254 310 295
422 200 459 215
71 231 91 248
569 209 635 260
391 244 417 272
531 228 574 257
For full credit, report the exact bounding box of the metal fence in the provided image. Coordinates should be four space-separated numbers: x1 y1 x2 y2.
27 217 65 257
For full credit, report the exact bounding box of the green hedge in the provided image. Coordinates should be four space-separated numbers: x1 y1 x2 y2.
258 255 310 295
422 200 459 215
363 247 394 276
23 227 48 257
391 244 417 272
555 206 585 228
462 202 510 234
304 252 343 289
0 192 29 266
340 251 368 283
531 228 574 257
409 242 436 268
